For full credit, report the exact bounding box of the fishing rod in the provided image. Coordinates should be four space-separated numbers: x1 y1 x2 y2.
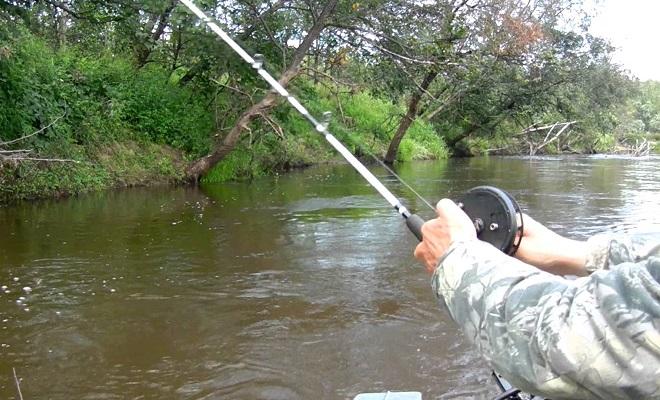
177 4 528 399
178 0 524 255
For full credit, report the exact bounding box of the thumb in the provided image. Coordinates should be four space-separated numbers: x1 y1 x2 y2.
436 198 471 224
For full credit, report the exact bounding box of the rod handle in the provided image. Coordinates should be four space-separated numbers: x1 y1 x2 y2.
406 213 425 242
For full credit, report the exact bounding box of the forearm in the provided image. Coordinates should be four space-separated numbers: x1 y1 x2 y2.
516 235 587 276
512 216 589 276
513 226 660 277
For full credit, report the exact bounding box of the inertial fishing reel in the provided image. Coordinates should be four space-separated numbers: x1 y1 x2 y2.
458 186 524 256
407 186 524 256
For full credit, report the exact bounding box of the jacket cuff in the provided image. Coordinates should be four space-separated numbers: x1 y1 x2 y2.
584 234 613 273
430 238 481 298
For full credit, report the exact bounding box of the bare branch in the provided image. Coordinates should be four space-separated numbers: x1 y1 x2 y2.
363 38 436 66
385 58 438 101
0 149 32 154
211 78 255 100
1 113 78 164
535 122 573 153
518 121 577 135
260 113 284 139
517 121 577 155
241 0 286 56
301 67 357 89
6 157 80 163
0 113 65 147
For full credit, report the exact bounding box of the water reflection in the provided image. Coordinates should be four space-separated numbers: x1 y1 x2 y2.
0 156 658 399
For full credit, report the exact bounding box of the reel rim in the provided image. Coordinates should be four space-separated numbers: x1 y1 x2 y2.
459 186 524 256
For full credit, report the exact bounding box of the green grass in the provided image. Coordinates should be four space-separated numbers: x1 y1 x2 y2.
0 141 186 203
203 83 450 183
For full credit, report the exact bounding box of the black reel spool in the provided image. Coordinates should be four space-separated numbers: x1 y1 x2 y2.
458 186 524 256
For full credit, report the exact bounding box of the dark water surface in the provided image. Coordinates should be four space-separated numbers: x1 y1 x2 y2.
1 156 659 399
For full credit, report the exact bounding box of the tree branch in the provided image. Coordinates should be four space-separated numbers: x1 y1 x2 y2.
1 113 79 164
0 113 65 146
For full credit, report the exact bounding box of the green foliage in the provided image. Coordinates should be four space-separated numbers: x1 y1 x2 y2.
399 120 449 161
0 27 210 202
203 81 449 183
1 27 213 152
458 137 494 157
0 162 109 202
116 65 212 156
604 80 660 153
95 141 185 185
0 26 62 142
2 0 658 202
340 91 399 142
0 140 186 202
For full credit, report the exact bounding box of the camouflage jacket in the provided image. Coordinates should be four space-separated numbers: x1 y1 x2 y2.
432 233 660 400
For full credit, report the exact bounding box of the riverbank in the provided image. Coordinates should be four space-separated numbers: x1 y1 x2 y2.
2 29 657 205
0 29 448 204
0 141 188 204
3 134 658 205
0 126 446 204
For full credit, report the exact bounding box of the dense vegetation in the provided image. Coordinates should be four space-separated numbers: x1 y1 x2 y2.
0 0 657 202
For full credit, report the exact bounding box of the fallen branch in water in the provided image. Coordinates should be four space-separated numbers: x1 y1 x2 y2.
518 120 577 155
617 138 652 157
13 367 24 400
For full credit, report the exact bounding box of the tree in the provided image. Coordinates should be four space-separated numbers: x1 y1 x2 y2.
185 0 340 180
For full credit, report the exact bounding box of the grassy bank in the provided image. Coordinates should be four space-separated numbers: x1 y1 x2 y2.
0 141 187 202
0 29 447 203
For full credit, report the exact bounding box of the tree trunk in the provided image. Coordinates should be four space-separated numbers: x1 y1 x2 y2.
136 1 177 67
384 70 438 164
186 0 339 181
55 10 67 49
446 129 473 148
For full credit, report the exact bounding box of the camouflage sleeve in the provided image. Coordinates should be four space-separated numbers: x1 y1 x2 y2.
432 234 660 400
585 232 660 273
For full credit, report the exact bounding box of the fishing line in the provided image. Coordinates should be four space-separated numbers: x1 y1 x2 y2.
177 0 524 254
354 140 436 212
320 111 436 212
373 158 436 212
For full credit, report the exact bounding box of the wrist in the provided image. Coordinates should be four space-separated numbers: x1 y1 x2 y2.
550 237 587 275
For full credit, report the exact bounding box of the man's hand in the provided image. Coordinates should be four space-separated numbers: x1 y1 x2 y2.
413 200 588 276
414 199 477 274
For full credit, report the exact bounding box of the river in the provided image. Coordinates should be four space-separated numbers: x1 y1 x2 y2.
1 156 659 399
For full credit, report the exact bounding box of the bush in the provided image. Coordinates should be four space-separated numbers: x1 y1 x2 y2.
116 64 213 156
0 28 210 202
0 27 63 143
202 80 450 183
340 91 399 142
398 120 448 161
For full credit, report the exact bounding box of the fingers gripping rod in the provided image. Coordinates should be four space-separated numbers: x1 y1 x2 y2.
178 0 426 240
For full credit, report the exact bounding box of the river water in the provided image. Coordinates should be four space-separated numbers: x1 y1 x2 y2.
1 156 659 399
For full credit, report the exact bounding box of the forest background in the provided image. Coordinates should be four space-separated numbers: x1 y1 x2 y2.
1 0 658 202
